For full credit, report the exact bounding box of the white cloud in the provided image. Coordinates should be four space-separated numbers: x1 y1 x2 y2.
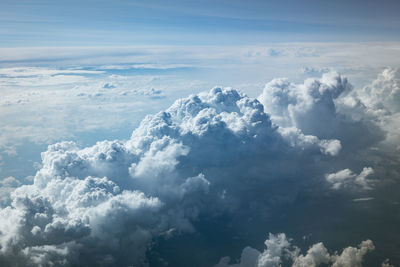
216 233 291 267
258 71 384 152
278 127 341 156
1 66 399 265
1 43 399 158
337 68 400 151
330 240 375 267
356 68 400 114
216 233 374 267
325 167 375 190
0 86 344 265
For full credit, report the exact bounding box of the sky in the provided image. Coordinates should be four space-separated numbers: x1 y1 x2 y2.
1 1 400 267
2 0 400 46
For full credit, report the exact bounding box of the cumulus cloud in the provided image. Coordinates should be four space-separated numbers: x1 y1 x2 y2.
337 68 400 150
216 233 374 267
0 86 344 266
1 68 399 265
258 71 384 153
325 167 375 190
356 68 400 114
278 127 341 156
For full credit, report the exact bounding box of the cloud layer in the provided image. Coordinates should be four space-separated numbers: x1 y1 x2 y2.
1 69 400 266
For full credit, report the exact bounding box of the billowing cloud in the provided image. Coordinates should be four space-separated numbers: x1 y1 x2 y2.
258 71 384 153
325 167 374 190
338 68 400 150
0 86 341 266
0 69 399 266
356 68 400 114
216 233 374 267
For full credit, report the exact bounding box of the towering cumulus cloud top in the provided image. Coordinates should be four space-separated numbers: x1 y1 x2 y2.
259 72 384 151
1 70 398 266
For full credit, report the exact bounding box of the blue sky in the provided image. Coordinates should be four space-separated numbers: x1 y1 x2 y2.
2 0 400 46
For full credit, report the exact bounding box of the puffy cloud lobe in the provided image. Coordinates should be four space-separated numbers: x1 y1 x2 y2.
259 72 350 130
258 72 385 152
292 243 330 267
357 68 400 114
325 167 374 190
0 178 163 266
330 240 374 267
216 233 374 267
278 127 341 156
337 68 400 150
216 233 291 267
